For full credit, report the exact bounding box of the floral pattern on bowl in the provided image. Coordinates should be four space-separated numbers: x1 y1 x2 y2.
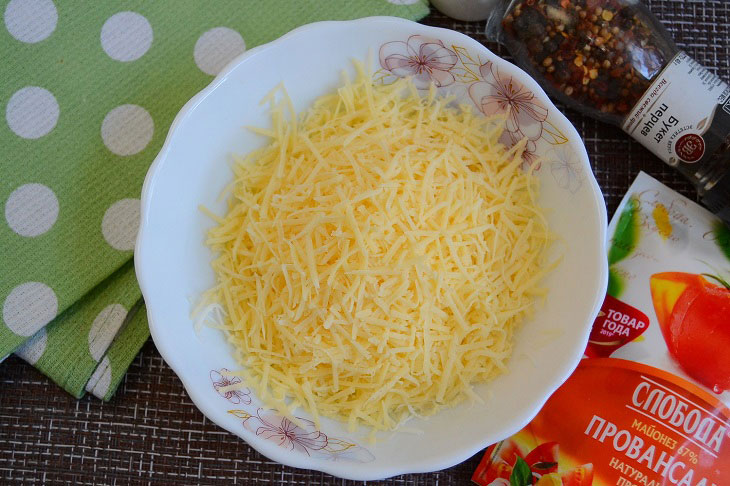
210 369 374 463
210 369 252 405
376 34 583 191
138 17 608 481
549 144 586 194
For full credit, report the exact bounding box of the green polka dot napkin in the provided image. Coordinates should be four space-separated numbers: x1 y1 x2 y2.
1 0 429 399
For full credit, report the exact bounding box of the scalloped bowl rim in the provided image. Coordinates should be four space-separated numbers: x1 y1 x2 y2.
136 16 608 481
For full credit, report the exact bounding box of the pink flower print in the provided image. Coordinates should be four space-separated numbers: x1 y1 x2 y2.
210 369 251 405
379 35 458 88
549 145 584 194
500 130 541 170
521 140 541 170
469 61 548 142
243 409 328 455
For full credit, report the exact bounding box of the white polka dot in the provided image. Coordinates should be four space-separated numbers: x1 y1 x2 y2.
100 11 152 62
101 104 153 156
194 27 246 76
4 0 57 44
86 355 113 398
387 0 421 4
6 86 59 139
88 304 127 361
15 327 47 365
3 282 57 337
5 183 59 237
102 198 140 251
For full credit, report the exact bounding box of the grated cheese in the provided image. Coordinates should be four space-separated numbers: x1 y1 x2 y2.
200 63 553 433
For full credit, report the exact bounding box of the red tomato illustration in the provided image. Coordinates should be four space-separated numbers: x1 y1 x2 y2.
650 272 730 393
560 464 593 486
525 442 559 474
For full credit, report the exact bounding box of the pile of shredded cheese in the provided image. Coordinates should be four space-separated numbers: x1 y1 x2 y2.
200 64 553 434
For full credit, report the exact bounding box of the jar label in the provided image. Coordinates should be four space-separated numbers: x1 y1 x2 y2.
621 52 730 166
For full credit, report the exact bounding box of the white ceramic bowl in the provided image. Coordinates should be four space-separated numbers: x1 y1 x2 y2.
136 17 608 481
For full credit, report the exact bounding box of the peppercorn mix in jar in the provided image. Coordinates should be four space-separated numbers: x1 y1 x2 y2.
494 0 675 122
485 0 730 225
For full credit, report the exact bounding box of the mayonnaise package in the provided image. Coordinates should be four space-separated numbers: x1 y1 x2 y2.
473 171 730 486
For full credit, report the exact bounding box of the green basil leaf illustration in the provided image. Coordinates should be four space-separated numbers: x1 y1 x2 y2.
509 457 532 486
608 266 625 298
608 195 640 266
712 221 730 262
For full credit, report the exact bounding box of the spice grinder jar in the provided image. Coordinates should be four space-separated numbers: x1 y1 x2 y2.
484 0 730 225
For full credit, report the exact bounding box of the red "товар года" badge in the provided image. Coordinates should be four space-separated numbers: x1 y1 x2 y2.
585 295 649 358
